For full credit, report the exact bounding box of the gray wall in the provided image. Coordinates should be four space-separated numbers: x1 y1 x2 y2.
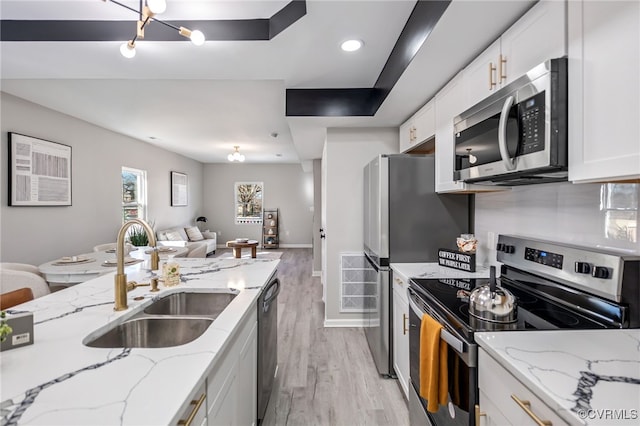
202 163 313 246
1 93 204 265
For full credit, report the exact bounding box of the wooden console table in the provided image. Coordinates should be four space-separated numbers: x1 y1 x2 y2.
225 240 259 258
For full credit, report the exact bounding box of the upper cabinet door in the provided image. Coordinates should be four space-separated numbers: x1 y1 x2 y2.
413 99 436 145
500 0 567 86
464 1 567 112
464 39 502 110
399 119 414 153
568 0 640 183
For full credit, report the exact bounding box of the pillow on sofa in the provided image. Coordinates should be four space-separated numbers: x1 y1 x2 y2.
165 231 183 241
202 230 216 239
185 226 204 242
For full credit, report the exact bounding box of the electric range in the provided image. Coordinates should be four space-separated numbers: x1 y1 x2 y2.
407 235 640 426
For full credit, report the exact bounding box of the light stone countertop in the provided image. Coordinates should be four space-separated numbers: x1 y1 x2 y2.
476 329 640 426
390 262 491 280
1 255 280 425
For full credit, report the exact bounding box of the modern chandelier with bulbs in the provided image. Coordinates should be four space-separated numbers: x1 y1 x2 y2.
228 146 246 162
103 0 205 58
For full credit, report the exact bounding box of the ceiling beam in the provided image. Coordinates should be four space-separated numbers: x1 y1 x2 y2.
285 0 451 117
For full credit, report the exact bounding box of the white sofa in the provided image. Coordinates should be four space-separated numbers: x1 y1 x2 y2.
156 227 217 256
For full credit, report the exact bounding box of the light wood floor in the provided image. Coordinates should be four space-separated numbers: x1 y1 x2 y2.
223 248 410 426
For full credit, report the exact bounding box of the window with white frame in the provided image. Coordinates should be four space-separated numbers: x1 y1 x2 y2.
122 167 147 223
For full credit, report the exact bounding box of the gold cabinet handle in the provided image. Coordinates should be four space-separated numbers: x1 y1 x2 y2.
511 395 552 426
475 404 486 425
178 393 206 426
499 54 507 82
489 62 497 89
403 314 408 335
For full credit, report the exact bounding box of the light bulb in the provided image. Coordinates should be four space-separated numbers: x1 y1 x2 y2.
341 39 363 52
228 153 234 162
238 154 245 162
190 30 205 46
146 0 167 14
120 41 136 58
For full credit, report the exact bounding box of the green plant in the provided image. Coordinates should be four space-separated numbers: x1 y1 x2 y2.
0 311 12 343
128 225 149 246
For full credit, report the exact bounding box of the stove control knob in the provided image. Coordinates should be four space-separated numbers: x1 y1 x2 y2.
504 245 515 254
496 243 505 252
592 266 611 279
574 262 592 274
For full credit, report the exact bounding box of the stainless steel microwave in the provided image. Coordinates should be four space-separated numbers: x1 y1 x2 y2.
453 58 568 186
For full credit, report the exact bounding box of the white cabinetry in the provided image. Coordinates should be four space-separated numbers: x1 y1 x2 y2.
568 0 640 183
477 348 568 426
435 72 467 193
399 99 435 153
464 0 566 109
176 382 207 426
434 73 498 193
207 306 258 426
391 266 409 400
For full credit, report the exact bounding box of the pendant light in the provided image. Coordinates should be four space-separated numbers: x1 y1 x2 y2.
228 146 245 162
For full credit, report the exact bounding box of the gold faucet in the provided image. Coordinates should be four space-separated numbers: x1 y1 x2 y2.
114 219 159 311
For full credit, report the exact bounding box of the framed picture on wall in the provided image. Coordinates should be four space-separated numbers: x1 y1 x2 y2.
8 132 72 206
171 171 188 206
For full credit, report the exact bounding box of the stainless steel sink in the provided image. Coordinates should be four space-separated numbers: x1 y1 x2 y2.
143 292 237 318
85 317 213 348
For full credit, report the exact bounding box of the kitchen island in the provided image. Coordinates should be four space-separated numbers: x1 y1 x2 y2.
476 329 640 426
0 255 279 425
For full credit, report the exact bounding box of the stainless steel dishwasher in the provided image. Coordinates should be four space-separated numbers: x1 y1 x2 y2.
257 275 280 425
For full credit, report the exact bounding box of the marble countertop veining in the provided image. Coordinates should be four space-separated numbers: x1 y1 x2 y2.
390 262 491 280
0 256 280 425
476 329 640 426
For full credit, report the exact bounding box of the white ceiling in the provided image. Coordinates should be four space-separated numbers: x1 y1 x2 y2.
0 0 535 164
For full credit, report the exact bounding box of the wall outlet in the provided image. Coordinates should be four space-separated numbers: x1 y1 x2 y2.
218 231 221 236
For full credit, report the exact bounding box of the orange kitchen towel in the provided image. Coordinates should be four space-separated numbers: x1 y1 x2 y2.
419 313 449 413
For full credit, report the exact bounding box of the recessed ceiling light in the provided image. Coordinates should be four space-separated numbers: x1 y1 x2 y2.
341 39 363 52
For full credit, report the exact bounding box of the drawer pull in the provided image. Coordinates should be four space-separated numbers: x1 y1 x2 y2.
178 393 206 426
403 314 408 335
475 404 486 426
511 395 552 426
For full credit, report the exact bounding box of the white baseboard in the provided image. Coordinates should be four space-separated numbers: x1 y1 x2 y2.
312 270 321 277
323 318 366 328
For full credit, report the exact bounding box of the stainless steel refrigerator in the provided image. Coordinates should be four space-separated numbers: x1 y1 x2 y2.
363 154 471 377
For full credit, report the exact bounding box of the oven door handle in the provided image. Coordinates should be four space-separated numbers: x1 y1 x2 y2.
498 95 517 171
408 294 466 354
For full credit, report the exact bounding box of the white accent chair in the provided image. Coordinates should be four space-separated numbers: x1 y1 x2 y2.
174 242 207 258
93 243 133 254
1 263 51 300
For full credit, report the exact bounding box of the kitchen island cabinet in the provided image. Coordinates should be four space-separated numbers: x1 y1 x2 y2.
476 329 640 426
0 256 279 425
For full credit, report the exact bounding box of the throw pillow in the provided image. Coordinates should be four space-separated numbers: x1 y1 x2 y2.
185 226 204 242
165 231 183 241
202 231 216 239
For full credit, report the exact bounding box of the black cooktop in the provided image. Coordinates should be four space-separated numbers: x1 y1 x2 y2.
409 271 624 340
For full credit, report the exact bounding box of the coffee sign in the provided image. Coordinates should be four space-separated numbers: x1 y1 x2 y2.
438 248 476 272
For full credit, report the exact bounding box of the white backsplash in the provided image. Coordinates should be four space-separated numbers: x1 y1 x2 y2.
474 181 640 266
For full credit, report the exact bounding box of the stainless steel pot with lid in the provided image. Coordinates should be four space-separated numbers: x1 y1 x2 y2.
469 266 517 323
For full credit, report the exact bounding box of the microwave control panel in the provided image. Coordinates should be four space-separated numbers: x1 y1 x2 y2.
519 91 546 155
